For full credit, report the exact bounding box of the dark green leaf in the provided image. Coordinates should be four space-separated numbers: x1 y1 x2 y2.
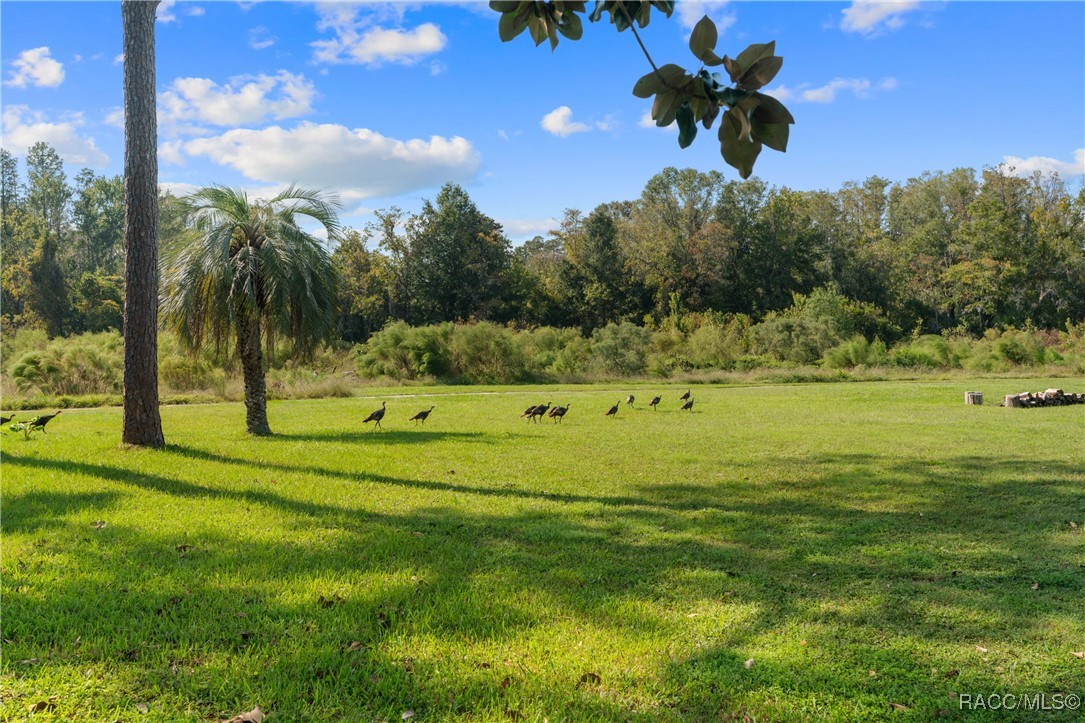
527 13 548 46
751 116 789 152
633 71 666 98
676 103 697 148
727 105 751 142
751 93 795 124
689 15 717 61
690 95 708 120
702 102 720 130
734 41 776 73
498 8 530 42
739 56 783 91
489 1 521 12
722 56 743 83
652 90 682 127
557 11 583 40
701 49 724 67
720 112 762 179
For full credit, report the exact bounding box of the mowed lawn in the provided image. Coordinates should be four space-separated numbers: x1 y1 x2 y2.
2 380 1083 722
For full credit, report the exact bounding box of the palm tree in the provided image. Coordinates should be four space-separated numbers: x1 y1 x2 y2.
161 185 341 435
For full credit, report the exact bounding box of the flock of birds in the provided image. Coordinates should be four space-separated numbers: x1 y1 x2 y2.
2 411 61 433
359 390 695 431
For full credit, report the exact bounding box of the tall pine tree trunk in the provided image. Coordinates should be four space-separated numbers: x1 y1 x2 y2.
237 310 272 436
121 0 164 447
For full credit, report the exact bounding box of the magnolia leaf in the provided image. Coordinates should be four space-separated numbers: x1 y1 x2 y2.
689 15 718 61
676 103 697 148
690 95 708 121
557 11 583 40
739 56 783 90
220 707 264 723
751 116 789 152
489 1 522 11
527 13 548 46
633 71 666 98
701 102 720 129
497 4 531 42
701 49 724 67
727 105 752 142
734 41 776 74
751 93 795 124
722 55 742 83
720 113 762 179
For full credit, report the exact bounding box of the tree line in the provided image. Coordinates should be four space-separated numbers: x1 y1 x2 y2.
3 143 1084 352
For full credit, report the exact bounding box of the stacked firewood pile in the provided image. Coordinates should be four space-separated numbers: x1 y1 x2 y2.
1002 388 1085 408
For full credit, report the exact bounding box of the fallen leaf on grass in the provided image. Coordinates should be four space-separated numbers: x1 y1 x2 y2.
239 631 254 641
20 658 39 665
411 531 424 537
800 640 807 646
1072 652 1085 659
869 670 877 677
27 697 57 713
346 641 363 652
744 658 755 669
1030 581 1040 590
943 669 959 678
1070 521 1078 531
176 544 192 553
576 672 601 687
890 702 908 712
135 702 149 713
975 646 988 653
401 711 415 721
220 707 264 723
92 521 106 529
500 675 513 690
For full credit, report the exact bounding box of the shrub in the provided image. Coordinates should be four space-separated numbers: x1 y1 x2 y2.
449 322 526 383
8 331 123 395
750 315 838 364
354 321 453 380
823 336 889 369
590 322 652 375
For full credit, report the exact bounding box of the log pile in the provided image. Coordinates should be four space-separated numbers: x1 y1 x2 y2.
1002 389 1085 408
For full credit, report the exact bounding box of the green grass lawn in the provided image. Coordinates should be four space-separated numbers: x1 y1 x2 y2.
3 380 1083 721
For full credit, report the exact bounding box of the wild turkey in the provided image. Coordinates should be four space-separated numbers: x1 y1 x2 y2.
679 389 691 401
29 411 62 432
0 415 13 425
520 404 539 419
681 398 694 411
363 402 387 430
626 394 635 407
648 395 661 410
529 402 551 422
550 404 570 423
605 401 619 417
409 406 434 425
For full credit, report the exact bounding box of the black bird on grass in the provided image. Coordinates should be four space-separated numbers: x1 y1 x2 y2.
626 394 635 407
363 401 387 430
29 411 62 432
648 395 661 410
409 406 435 425
681 398 694 411
549 404 570 423
520 404 539 419
679 389 691 401
529 401 551 422
1 415 13 425
605 401 620 418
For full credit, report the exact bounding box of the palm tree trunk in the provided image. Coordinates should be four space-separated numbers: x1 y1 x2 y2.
237 310 272 435
121 0 164 448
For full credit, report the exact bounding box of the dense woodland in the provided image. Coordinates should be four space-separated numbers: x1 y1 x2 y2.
2 142 1084 396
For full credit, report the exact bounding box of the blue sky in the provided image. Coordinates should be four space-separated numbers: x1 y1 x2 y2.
3 1 1083 241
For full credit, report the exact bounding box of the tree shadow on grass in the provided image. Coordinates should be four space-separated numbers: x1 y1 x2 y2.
3 449 1083 720
266 429 491 445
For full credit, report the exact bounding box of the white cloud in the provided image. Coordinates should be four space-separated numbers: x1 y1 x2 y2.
183 122 481 199
310 5 447 66
999 149 1085 178
158 139 186 165
767 77 897 103
841 1 922 35
313 23 447 65
159 71 316 129
1 105 109 166
157 0 178 23
159 181 200 198
500 217 559 239
249 26 277 50
676 2 737 36
4 47 65 88
541 106 590 137
186 5 205 17
114 53 125 65
103 107 125 128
